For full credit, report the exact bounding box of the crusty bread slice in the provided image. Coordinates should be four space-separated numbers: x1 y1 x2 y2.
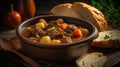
51 2 108 31
51 3 81 18
92 30 120 48
76 52 107 67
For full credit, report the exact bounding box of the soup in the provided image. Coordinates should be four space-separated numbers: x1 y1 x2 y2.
21 18 89 45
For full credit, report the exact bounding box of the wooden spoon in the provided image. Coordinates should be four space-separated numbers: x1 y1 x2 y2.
0 38 42 67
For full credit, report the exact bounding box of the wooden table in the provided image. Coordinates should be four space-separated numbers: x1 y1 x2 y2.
0 0 120 67
0 28 120 67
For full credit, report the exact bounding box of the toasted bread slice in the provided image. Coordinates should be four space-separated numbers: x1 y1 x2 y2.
51 2 108 31
92 30 120 48
76 52 107 67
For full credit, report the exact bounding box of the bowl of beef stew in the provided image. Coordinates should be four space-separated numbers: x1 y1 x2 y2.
16 15 98 62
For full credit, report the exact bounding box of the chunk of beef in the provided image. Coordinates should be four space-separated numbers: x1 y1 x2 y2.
65 24 77 33
61 37 73 43
46 28 66 39
30 26 46 36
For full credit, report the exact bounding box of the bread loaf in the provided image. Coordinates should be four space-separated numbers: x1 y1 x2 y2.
92 30 120 48
76 52 107 67
51 2 108 31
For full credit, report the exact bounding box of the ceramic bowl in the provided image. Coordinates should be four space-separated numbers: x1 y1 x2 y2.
16 15 98 63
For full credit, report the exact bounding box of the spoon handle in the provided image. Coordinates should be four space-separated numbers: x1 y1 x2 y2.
12 50 42 67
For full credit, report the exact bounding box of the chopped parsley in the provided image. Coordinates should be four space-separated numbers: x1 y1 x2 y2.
65 33 71 37
104 34 110 39
53 24 58 28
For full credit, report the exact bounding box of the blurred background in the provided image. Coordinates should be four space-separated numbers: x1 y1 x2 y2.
0 0 120 28
0 0 89 16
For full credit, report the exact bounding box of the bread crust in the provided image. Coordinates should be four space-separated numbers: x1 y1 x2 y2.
73 2 108 31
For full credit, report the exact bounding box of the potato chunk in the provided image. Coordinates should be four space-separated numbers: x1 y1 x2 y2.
51 39 61 44
40 36 51 44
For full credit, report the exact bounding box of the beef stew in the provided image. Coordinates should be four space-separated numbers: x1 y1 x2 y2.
21 18 89 45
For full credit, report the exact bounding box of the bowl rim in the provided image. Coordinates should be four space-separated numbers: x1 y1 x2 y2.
16 15 99 48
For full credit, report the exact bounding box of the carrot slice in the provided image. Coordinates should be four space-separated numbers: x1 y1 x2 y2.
73 29 82 37
58 23 67 29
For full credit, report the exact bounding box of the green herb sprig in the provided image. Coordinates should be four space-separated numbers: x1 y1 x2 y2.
91 0 120 28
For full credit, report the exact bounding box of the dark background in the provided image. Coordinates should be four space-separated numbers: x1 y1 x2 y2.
0 0 89 28
0 0 119 16
0 0 119 28
0 0 89 16
0 0 119 18
34 0 89 15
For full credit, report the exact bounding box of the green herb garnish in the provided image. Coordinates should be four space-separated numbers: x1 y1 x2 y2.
53 24 58 28
65 33 71 37
91 0 120 28
104 34 110 39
